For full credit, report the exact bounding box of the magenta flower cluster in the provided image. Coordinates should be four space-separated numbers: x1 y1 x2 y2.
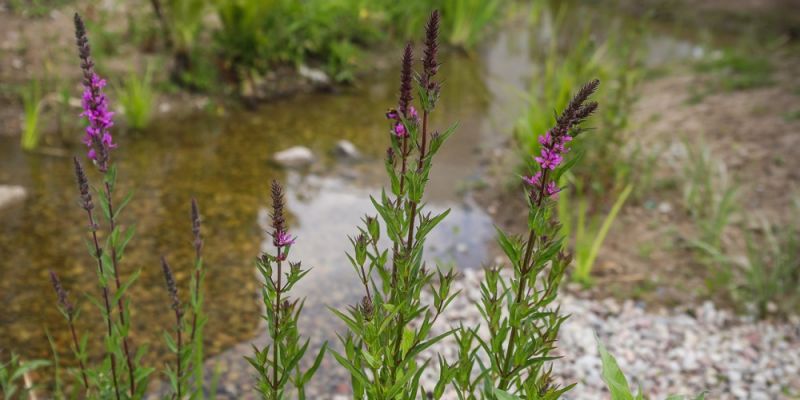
534 131 572 170
524 130 574 199
274 230 296 248
385 105 418 138
523 172 560 198
81 73 117 163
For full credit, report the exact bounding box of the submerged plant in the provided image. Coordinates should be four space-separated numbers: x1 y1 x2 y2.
330 11 460 398
116 65 155 131
20 79 43 151
247 180 326 399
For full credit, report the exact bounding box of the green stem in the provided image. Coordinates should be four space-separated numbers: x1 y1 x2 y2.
84 209 121 400
104 182 136 395
498 168 550 389
272 248 283 399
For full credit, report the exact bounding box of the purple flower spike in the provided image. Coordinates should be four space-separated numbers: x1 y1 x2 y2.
74 14 115 171
80 74 116 162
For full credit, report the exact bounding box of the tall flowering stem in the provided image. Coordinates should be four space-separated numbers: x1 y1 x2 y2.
72 156 121 400
160 199 209 399
333 10 460 398
387 42 415 288
468 80 600 398
247 180 326 399
161 257 184 400
49 271 89 390
74 13 143 397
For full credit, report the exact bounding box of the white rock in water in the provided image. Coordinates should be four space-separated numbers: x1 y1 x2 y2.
273 146 314 168
0 185 26 209
334 140 360 159
298 64 330 85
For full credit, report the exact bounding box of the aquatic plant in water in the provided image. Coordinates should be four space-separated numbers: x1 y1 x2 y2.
20 79 43 151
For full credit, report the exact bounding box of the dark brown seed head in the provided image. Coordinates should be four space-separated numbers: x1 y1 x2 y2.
575 101 599 121
73 157 93 211
398 42 414 117
73 13 94 86
49 270 75 319
555 79 600 136
161 257 182 317
270 180 287 247
423 10 440 81
191 198 202 257
360 296 373 320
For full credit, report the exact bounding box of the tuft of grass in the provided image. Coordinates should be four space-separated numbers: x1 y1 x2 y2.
681 139 739 248
20 80 43 151
695 48 773 91
0 353 50 399
737 213 800 316
681 139 740 295
440 0 503 49
560 178 633 286
116 66 156 131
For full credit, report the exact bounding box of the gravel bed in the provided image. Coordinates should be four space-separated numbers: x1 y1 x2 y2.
154 267 800 399
418 268 800 400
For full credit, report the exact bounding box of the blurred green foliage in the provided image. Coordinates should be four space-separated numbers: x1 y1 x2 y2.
153 0 510 85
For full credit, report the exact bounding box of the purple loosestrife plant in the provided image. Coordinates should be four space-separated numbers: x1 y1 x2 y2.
330 11 460 399
46 14 152 399
159 199 210 400
247 181 326 400
447 80 600 399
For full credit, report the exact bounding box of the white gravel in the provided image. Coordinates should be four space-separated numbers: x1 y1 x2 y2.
420 268 800 400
